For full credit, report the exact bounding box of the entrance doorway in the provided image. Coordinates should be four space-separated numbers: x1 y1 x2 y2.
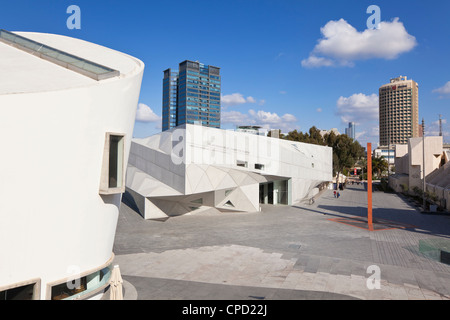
259 179 288 205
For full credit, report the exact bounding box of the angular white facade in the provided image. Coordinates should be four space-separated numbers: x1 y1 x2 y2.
0 31 144 299
125 125 333 220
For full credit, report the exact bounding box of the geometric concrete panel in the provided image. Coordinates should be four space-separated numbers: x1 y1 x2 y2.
214 172 238 190
192 171 215 194
216 184 259 213
227 169 249 186
126 125 333 219
186 164 206 193
206 166 228 189
144 198 170 220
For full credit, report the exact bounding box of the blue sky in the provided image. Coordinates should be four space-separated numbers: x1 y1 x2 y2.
2 0 449 146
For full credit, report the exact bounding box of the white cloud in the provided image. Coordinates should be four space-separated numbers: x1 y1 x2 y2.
135 103 161 123
222 109 298 132
221 110 250 124
336 93 379 124
302 18 417 68
246 96 257 104
221 93 261 107
427 118 449 137
336 93 379 145
249 110 285 124
433 118 447 126
221 93 247 107
433 81 450 96
316 108 322 113
282 113 297 122
279 91 287 95
301 56 335 68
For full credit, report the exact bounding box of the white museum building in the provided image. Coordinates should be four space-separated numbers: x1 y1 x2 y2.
0 30 144 299
124 124 333 220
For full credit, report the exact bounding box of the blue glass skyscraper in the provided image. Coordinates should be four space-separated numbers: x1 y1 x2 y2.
345 122 356 140
162 60 220 131
162 69 179 131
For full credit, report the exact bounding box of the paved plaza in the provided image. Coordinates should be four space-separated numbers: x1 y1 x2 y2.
112 184 450 300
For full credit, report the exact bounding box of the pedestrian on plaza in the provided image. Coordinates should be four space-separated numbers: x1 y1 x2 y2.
337 192 340 198
333 190 336 198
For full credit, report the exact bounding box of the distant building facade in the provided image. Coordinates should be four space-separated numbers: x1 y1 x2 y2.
379 76 420 145
389 136 450 211
162 60 221 131
319 128 340 138
162 69 179 131
236 125 267 136
373 145 395 166
345 122 356 140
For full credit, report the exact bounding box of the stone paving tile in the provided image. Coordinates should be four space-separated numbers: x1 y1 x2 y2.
403 283 426 300
114 184 450 300
386 282 409 300
281 271 303 289
316 256 334 274
303 256 320 274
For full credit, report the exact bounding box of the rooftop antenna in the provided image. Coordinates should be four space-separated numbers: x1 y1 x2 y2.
439 114 443 137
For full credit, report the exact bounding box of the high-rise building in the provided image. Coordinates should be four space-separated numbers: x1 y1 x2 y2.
162 60 221 131
162 69 179 131
379 76 419 145
345 122 356 140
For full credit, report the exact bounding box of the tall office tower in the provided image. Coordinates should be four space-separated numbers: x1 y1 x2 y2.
379 76 419 145
162 69 179 131
345 122 356 140
162 60 221 131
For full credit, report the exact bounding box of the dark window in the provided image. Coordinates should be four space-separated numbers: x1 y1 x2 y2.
51 277 87 300
0 283 36 300
255 163 265 170
109 135 124 189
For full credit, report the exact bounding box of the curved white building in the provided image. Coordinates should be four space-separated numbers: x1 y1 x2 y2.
0 30 144 299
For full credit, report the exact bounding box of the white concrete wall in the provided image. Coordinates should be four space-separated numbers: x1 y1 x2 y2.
0 53 144 298
127 125 332 219
389 175 409 193
394 144 409 175
183 125 333 202
408 137 443 192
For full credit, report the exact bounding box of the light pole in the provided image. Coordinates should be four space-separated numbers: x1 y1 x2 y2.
367 143 373 231
422 118 426 212
388 130 390 180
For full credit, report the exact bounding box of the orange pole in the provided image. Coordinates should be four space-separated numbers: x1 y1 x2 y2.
367 143 373 231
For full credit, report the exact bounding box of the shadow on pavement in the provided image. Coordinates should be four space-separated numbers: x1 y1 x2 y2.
293 204 450 239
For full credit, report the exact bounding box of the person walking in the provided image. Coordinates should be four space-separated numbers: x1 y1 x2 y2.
333 190 336 198
337 191 340 198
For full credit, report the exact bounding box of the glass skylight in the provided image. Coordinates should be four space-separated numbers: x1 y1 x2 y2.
0 29 119 81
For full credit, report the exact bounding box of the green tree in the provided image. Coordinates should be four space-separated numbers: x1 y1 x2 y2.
325 133 365 188
280 127 365 189
362 156 388 179
285 129 308 143
372 156 388 178
308 126 326 145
